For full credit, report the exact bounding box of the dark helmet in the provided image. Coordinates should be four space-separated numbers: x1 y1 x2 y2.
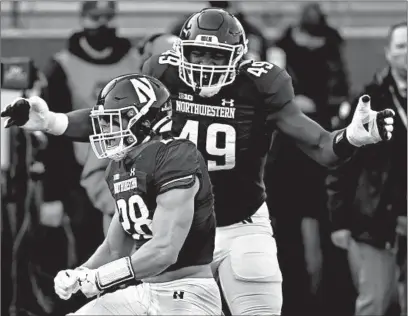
175 8 248 96
89 74 172 161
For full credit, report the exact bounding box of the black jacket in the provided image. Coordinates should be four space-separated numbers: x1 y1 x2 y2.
326 67 407 249
275 25 349 128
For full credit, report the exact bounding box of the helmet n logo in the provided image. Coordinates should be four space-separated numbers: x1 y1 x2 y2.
129 78 157 110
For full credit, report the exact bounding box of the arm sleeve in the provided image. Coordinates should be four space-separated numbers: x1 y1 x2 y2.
153 140 201 195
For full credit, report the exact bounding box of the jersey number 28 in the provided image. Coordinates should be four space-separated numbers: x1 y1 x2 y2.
116 195 152 240
180 120 236 171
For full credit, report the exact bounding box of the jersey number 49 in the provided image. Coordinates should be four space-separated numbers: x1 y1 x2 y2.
180 120 236 171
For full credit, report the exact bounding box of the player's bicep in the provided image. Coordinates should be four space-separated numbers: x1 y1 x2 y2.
151 177 199 256
273 100 328 155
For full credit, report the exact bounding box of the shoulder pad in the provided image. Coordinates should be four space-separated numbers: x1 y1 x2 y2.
239 60 289 93
154 138 200 192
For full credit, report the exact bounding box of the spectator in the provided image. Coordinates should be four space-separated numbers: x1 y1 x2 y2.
169 1 268 61
275 2 349 129
81 32 178 236
327 22 407 316
266 3 350 315
32 1 143 314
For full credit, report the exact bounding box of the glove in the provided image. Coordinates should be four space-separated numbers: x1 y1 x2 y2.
1 96 67 135
346 95 395 147
76 267 101 298
54 269 81 300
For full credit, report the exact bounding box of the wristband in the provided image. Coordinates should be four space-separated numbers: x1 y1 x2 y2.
332 128 357 159
95 257 135 290
45 112 68 135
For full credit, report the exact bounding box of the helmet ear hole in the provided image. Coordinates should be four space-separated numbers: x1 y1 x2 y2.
127 109 136 118
125 135 136 145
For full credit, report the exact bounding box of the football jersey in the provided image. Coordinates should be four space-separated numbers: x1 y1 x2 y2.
142 52 295 226
105 138 215 272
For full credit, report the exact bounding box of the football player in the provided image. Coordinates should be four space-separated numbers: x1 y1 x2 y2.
51 74 220 315
1 8 395 315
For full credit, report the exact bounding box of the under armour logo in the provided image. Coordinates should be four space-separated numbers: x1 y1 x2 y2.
221 99 234 107
173 291 184 299
130 168 135 176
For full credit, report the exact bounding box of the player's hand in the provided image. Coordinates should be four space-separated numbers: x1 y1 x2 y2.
346 95 395 147
76 267 101 298
331 229 351 250
54 269 81 300
1 96 51 131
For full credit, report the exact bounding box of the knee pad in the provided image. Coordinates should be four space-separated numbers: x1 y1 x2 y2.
230 234 282 283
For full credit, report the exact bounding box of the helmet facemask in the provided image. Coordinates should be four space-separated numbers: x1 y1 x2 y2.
89 105 140 161
176 36 246 97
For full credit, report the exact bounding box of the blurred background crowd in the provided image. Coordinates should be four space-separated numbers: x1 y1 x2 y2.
1 1 406 316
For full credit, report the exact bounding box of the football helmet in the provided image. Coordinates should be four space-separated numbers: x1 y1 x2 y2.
89 74 172 161
176 8 248 97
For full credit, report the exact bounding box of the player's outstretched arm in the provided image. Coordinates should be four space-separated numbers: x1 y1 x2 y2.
274 95 394 167
1 96 92 142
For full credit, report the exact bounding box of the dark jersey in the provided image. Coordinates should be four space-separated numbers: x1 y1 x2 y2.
142 52 295 226
105 138 215 272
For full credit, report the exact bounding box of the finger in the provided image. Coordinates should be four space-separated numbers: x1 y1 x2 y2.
384 117 394 125
2 99 31 126
61 275 78 288
356 95 371 111
385 125 394 133
5 118 16 128
54 279 69 290
377 109 395 119
376 112 393 141
55 274 75 289
1 98 23 117
387 132 392 141
0 104 12 117
55 287 70 298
